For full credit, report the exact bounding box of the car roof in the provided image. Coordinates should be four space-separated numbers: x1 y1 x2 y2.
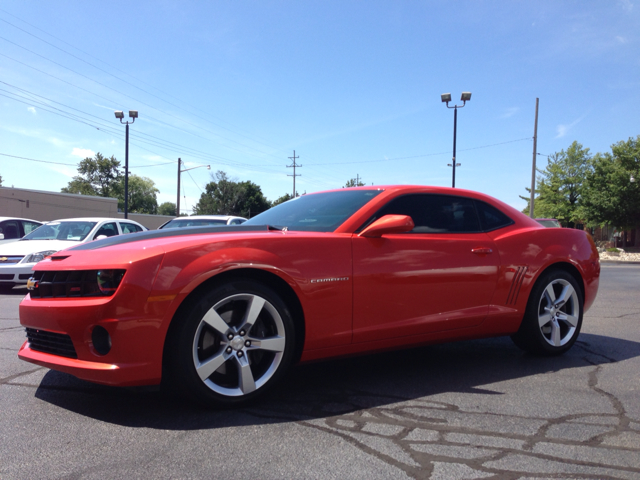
45 217 145 224
0 217 43 223
167 215 246 221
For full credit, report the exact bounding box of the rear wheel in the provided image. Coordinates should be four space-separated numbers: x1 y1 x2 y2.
170 279 295 407
511 270 583 356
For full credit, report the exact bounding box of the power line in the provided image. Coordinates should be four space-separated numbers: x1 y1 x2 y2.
0 37 287 163
0 8 281 151
304 137 533 166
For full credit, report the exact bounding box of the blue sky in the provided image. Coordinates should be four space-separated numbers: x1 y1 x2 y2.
1 1 638 214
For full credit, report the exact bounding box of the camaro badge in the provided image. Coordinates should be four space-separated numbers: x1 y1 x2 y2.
310 277 349 284
26 277 39 290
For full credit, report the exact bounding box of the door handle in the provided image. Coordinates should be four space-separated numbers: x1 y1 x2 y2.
472 247 493 254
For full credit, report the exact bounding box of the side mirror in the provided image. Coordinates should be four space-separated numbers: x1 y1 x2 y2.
358 215 415 238
95 235 108 241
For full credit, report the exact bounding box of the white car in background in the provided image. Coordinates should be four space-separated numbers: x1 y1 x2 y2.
0 217 43 244
0 217 146 290
158 215 247 229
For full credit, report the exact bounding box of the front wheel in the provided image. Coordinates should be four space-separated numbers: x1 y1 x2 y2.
169 279 296 407
511 270 583 356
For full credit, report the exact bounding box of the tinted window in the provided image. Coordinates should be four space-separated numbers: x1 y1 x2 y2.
244 190 383 232
94 222 119 239
475 201 513 231
0 221 20 239
120 222 143 234
368 194 481 233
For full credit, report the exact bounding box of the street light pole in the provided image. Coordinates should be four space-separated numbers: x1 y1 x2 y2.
177 159 211 216
441 93 471 188
114 110 138 219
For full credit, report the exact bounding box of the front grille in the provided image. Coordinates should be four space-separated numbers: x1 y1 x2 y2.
0 255 24 264
25 328 77 358
18 274 32 280
29 270 103 298
0 274 14 280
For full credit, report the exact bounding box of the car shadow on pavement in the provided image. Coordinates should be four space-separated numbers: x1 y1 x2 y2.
32 332 640 429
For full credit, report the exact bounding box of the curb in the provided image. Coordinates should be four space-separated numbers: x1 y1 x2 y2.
600 260 640 265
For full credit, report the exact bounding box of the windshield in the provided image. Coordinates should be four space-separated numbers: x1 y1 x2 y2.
244 189 383 232
22 221 97 241
160 218 228 229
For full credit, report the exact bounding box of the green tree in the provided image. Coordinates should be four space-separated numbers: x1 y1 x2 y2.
158 202 177 216
271 193 294 207
194 171 270 218
0 174 3 186
61 153 122 198
345 178 365 187
520 141 592 226
581 136 640 246
122 175 159 214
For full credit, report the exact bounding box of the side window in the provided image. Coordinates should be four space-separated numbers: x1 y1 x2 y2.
475 201 513 231
371 194 481 233
0 220 20 239
120 223 142 234
94 222 119 239
22 221 42 235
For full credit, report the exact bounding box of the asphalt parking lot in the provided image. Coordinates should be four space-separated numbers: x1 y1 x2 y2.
1 263 639 479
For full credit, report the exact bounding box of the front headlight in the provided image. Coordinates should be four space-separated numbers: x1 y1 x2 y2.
96 270 126 295
22 250 58 264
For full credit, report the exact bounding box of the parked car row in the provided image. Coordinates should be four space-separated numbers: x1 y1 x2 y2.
0 215 248 290
0 218 147 289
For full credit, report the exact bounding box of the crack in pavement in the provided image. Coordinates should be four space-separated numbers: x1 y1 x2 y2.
0 367 45 385
247 354 640 480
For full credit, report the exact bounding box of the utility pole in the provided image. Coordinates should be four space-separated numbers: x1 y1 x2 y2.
287 150 301 198
176 158 181 217
529 98 539 218
356 174 361 186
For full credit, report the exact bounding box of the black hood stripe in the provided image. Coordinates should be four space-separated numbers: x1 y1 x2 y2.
68 225 271 251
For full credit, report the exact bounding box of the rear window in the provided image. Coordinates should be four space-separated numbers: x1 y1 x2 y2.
475 201 514 231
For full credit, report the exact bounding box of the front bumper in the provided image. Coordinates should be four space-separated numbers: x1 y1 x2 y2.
18 288 172 387
18 341 156 386
0 263 35 284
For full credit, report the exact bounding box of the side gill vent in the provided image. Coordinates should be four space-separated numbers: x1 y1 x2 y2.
506 266 528 305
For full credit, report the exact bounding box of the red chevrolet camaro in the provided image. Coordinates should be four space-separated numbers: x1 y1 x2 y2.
18 186 600 406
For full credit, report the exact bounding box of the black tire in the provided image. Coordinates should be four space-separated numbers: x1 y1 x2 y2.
168 279 296 407
511 269 583 356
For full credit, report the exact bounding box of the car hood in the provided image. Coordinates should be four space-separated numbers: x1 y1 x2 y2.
0 239 82 256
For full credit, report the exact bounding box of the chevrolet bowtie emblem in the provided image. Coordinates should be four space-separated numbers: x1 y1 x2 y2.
0 257 7 262
27 277 39 290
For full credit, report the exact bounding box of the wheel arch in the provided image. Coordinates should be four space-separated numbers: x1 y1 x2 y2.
536 261 585 303
161 267 306 379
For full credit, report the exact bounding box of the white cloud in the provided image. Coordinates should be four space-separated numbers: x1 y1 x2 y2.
619 0 633 12
27 107 36 115
71 148 95 158
555 113 588 138
500 107 519 119
616 36 627 44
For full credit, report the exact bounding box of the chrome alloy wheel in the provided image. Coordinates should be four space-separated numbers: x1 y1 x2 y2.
537 278 580 347
192 293 286 397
